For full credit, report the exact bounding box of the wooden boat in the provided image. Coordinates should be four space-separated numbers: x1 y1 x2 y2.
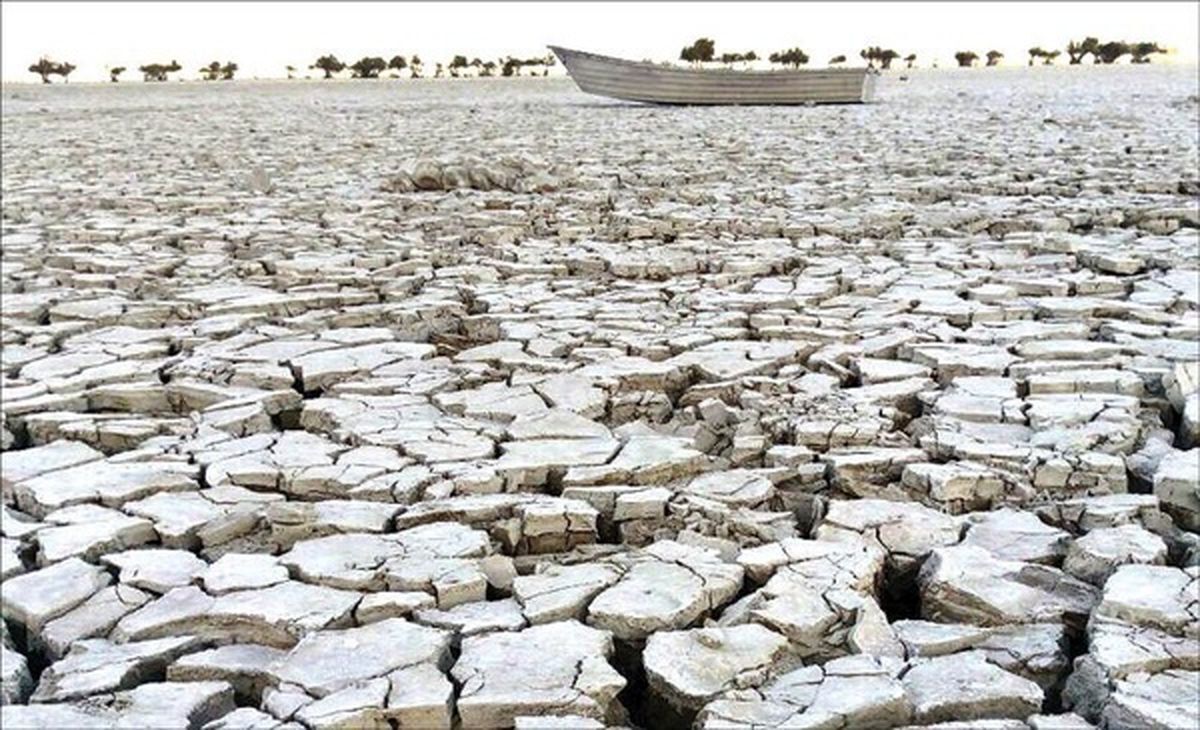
549 45 876 106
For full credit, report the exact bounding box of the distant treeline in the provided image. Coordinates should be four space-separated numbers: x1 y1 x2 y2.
306 53 556 79
680 37 1167 70
955 39 1165 67
25 52 557 83
24 37 1169 83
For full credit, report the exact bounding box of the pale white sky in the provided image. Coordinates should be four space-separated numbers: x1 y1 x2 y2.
2 1 1196 82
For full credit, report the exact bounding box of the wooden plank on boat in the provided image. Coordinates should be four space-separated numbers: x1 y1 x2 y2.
549 45 876 106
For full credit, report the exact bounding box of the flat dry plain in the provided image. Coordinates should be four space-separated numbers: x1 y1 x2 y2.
1 66 1198 729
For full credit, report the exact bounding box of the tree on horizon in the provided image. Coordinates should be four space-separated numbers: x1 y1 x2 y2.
349 56 387 79
1028 47 1045 66
860 47 900 70
410 55 423 78
221 62 237 80
828 54 846 65
201 61 222 81
28 57 60 83
311 55 345 79
1066 41 1083 64
768 48 809 68
449 55 469 77
31 59 76 83
499 56 549 77
954 51 978 67
904 53 917 69
1042 50 1061 65
286 65 297 79
986 50 1004 66
680 38 716 65
1066 37 1100 64
139 60 181 81
1095 41 1130 64
387 56 407 78
109 66 126 83
719 51 758 67
1130 42 1165 64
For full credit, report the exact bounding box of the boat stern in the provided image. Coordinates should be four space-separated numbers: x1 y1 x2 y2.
861 70 880 103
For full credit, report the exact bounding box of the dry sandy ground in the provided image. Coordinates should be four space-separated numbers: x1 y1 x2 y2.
1 67 1198 729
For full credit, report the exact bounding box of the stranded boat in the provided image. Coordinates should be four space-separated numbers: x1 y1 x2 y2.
549 45 877 106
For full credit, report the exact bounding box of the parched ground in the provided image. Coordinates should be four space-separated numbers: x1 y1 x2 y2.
1 67 1197 729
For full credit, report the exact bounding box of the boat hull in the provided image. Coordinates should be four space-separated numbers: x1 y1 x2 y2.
549 45 876 106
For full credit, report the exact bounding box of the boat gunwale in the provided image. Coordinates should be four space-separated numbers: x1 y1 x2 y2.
548 45 873 78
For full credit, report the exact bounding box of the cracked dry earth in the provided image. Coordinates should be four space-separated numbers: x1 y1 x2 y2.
1 66 1198 730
